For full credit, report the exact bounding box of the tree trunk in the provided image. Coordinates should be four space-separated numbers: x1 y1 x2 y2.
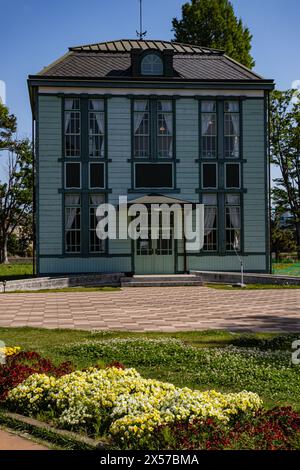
296 221 300 261
0 237 9 264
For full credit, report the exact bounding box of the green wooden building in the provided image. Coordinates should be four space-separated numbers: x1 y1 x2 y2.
28 39 274 275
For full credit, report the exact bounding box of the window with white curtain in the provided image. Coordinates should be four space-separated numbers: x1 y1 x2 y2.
89 99 105 157
225 194 241 251
89 194 105 253
65 99 80 157
134 100 150 157
65 194 81 253
224 101 240 158
157 100 173 158
201 101 217 158
202 194 218 251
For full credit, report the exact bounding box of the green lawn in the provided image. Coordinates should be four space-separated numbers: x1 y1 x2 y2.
272 262 300 276
1 327 299 411
205 283 300 289
0 263 33 281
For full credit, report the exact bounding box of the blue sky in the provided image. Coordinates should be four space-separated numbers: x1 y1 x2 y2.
0 0 299 140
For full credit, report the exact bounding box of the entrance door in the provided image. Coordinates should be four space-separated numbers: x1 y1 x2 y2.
134 226 175 274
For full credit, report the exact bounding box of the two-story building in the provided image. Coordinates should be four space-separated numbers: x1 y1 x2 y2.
28 39 274 275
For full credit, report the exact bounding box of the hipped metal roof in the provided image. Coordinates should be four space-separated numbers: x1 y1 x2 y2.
29 39 272 83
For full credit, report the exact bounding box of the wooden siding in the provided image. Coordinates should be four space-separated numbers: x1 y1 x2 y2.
242 99 266 255
39 257 131 274
107 97 131 255
176 98 199 202
187 254 267 272
38 95 62 256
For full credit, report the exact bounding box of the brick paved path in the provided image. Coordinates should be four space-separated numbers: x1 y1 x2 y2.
0 287 299 332
0 429 48 450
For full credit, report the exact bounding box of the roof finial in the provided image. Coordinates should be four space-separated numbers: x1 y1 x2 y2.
136 0 147 40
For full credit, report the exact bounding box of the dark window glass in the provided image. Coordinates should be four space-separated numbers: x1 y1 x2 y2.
135 163 173 188
90 163 105 188
202 163 217 188
65 163 81 188
225 164 240 188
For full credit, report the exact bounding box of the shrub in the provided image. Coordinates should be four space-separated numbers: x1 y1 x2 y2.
156 407 300 450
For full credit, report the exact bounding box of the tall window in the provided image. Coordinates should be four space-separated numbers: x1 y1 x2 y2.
134 100 150 158
65 195 81 253
141 54 163 75
157 100 173 158
89 195 105 253
201 101 217 158
89 99 105 157
224 101 240 158
65 99 80 157
203 194 218 251
225 194 241 251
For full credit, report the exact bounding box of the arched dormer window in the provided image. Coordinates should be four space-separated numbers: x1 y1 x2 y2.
141 53 164 76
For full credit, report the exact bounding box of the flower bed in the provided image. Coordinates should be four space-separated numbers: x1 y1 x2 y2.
0 350 73 401
6 366 262 448
0 346 21 357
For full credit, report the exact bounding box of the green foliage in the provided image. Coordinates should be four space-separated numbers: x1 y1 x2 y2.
0 103 33 264
172 0 254 68
271 215 297 257
0 102 16 150
59 337 300 408
1 328 298 409
270 90 300 254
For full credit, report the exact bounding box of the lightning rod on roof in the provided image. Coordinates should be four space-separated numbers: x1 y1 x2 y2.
136 0 147 40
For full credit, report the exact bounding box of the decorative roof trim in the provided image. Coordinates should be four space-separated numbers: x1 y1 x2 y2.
69 39 224 55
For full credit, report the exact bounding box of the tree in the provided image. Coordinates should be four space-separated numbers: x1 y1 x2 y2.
172 0 255 69
270 214 297 260
0 102 16 150
270 90 300 258
0 103 33 264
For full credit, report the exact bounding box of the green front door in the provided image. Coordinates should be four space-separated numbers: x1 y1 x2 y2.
135 227 175 274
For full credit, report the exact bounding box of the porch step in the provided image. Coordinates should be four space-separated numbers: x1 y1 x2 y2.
121 274 203 287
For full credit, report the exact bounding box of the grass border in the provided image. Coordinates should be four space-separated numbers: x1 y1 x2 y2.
0 409 109 450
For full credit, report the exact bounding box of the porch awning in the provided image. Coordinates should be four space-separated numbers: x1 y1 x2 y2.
126 193 195 206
